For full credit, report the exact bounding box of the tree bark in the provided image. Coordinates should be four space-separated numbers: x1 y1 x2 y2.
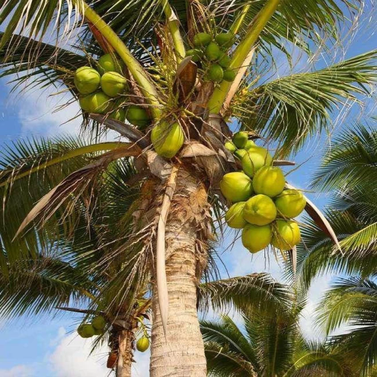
150 167 210 377
116 330 134 377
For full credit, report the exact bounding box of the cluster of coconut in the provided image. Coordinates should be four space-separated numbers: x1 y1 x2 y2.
77 315 106 338
221 132 306 253
74 54 151 128
187 32 236 83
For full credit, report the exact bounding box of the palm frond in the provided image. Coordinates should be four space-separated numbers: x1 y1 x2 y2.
198 273 293 315
238 51 377 156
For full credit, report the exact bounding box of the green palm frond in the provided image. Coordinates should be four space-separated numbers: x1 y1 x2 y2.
312 122 377 191
198 273 293 315
238 51 377 156
318 277 377 375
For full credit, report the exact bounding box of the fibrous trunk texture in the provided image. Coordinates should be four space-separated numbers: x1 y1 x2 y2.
116 330 134 377
150 167 211 377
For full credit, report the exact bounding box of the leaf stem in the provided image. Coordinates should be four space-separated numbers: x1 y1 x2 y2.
81 3 162 119
207 0 281 114
161 0 186 62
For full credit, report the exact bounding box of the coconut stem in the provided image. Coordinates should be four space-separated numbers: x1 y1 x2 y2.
161 0 186 62
81 2 162 119
207 0 281 114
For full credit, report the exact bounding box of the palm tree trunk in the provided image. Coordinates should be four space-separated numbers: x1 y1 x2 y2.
116 330 134 377
150 167 210 377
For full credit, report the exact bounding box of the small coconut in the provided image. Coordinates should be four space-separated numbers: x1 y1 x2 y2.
242 224 272 253
244 194 277 226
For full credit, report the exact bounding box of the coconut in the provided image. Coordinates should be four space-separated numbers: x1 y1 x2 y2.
223 69 236 82
242 147 273 177
275 189 306 218
225 202 247 229
186 49 201 62
234 149 247 160
98 54 117 73
224 141 237 153
242 224 272 253
244 194 277 225
79 92 111 114
193 32 212 47
137 336 150 352
220 172 253 203
74 67 100 95
232 131 248 148
244 140 256 150
77 324 95 338
151 121 184 158
253 166 285 198
91 315 106 330
215 32 235 47
110 108 126 122
208 64 224 82
101 72 128 97
205 42 221 61
126 105 151 128
218 53 231 68
271 220 301 250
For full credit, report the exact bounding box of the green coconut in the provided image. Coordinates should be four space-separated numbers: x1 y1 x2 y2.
223 69 236 82
193 33 212 47
224 140 237 153
186 49 202 63
79 92 111 114
242 147 273 177
98 54 117 73
91 315 106 330
234 149 247 160
218 52 231 68
225 202 247 229
77 324 95 338
232 131 248 148
208 64 224 82
205 42 221 61
151 121 185 158
74 67 100 95
242 224 272 253
100 72 128 97
220 172 253 203
215 32 235 47
244 140 256 150
136 336 150 352
110 108 126 122
275 189 306 218
244 194 277 226
126 105 151 128
271 220 301 250
253 166 285 198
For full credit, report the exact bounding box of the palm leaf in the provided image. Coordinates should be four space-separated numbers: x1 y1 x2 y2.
238 51 377 156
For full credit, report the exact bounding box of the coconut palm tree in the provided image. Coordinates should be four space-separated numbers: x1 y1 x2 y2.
0 0 376 375
289 123 377 290
0 135 293 375
201 304 357 376
317 276 377 376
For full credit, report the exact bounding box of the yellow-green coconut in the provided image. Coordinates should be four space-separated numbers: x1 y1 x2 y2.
242 224 272 253
151 121 185 158
126 105 151 128
271 220 301 250
253 166 285 198
232 131 248 148
225 202 247 229
242 147 273 177
79 92 111 114
74 67 100 95
136 336 150 352
77 324 95 338
275 189 306 218
220 172 253 203
101 72 128 97
244 194 277 225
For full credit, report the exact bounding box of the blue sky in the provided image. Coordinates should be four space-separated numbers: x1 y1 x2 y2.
0 5 376 377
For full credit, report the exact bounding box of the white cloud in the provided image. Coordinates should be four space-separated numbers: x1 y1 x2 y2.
15 86 82 137
48 328 110 377
0 365 34 377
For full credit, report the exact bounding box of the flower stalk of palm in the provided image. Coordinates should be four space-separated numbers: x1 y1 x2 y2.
0 0 376 375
